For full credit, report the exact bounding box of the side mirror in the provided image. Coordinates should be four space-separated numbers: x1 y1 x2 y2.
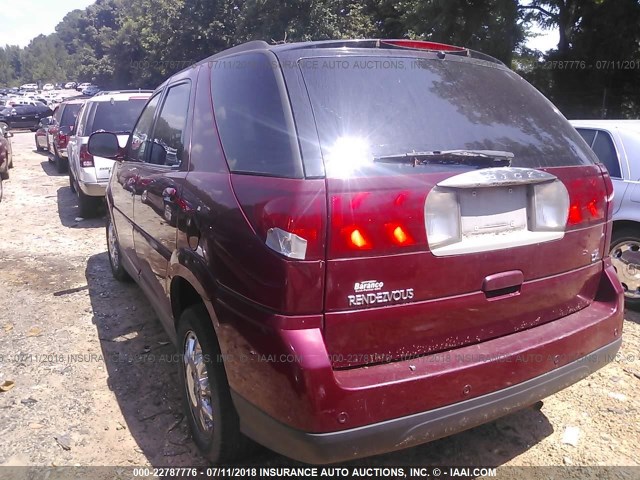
88 132 122 159
5 131 13 138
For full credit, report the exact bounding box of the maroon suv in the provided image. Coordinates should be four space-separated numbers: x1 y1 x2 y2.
89 39 624 464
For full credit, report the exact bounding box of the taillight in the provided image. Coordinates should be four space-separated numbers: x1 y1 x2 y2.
79 144 94 167
258 195 324 260
566 176 607 227
329 190 426 257
57 132 68 148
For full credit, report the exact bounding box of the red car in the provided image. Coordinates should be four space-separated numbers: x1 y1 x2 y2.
89 39 624 464
48 98 85 173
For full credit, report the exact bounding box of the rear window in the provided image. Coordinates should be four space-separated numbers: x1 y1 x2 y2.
60 103 82 127
299 56 596 177
85 99 148 134
211 52 302 178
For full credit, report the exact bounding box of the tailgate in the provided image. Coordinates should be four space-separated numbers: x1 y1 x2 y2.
323 165 609 368
95 135 127 181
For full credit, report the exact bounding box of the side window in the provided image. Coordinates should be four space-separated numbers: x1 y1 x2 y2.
54 106 62 124
75 105 87 137
146 83 191 167
592 131 622 178
211 52 302 178
128 95 161 162
576 128 596 148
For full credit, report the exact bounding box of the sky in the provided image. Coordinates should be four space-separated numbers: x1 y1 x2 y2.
0 0 559 52
527 24 559 52
0 0 95 47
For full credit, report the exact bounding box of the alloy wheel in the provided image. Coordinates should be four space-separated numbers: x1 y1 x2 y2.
183 331 214 435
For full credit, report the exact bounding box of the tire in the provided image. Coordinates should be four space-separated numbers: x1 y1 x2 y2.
106 216 131 282
0 170 7 181
69 172 76 194
610 227 640 310
177 305 254 464
54 147 67 173
56 156 67 173
77 187 100 218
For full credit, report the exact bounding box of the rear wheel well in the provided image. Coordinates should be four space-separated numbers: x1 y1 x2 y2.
171 276 206 330
612 220 640 239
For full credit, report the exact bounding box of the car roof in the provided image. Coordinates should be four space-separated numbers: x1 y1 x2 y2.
60 98 88 105
570 119 640 134
163 38 505 85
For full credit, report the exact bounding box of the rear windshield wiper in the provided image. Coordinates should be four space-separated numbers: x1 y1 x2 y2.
373 149 514 167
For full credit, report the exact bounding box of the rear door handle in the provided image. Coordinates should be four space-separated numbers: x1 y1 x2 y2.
482 270 523 299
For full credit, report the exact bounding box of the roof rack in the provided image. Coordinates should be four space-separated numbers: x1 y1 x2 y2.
196 38 504 66
94 89 154 96
274 39 504 65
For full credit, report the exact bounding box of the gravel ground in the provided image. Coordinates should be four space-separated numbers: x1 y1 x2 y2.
0 131 638 472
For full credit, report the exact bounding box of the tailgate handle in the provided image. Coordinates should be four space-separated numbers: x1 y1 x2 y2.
482 270 523 299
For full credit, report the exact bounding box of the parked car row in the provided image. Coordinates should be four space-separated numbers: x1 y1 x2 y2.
0 103 53 132
68 91 153 215
82 39 625 465
29 90 152 216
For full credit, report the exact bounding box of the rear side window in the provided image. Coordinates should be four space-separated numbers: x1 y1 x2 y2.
299 56 596 177
211 52 302 178
128 95 160 163
592 130 621 178
146 83 191 167
576 128 597 147
60 103 82 128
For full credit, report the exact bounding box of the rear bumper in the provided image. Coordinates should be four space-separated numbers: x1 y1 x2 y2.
233 337 621 464
219 262 623 463
79 180 107 197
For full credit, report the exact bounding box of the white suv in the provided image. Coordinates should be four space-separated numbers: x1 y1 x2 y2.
67 91 152 216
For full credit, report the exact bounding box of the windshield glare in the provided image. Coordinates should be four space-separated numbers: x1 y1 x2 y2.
299 56 597 178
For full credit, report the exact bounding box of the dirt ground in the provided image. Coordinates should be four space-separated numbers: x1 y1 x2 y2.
0 131 639 471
